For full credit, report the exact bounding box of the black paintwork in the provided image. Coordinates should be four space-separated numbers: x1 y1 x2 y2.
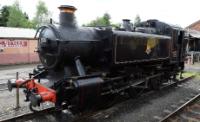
32 5 186 112
37 12 174 72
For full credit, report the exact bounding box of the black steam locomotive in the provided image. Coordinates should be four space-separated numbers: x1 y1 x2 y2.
8 5 186 113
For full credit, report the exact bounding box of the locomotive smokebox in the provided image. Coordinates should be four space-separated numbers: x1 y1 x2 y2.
58 5 77 27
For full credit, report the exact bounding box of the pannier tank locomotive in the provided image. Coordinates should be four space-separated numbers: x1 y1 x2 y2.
7 5 186 112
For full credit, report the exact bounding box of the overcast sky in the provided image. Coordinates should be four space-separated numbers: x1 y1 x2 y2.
0 0 199 27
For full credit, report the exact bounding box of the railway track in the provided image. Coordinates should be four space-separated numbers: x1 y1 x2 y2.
160 93 200 122
0 107 55 122
0 75 196 122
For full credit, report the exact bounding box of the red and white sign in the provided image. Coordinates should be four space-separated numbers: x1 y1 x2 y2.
0 40 28 48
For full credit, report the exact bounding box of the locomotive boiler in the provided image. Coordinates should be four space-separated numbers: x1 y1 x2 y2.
7 5 186 113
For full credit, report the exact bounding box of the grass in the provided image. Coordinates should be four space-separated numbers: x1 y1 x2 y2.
178 71 200 79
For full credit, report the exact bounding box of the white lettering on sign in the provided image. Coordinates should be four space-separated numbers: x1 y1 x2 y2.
0 40 28 48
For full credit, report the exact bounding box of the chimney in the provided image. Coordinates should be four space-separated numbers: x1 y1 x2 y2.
58 5 77 27
122 19 133 31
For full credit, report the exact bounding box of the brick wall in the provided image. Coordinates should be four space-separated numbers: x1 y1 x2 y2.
0 39 39 65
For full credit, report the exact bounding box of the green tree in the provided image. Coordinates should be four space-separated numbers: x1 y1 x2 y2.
111 23 120 29
33 0 50 28
134 14 141 26
85 13 111 27
102 13 111 26
7 1 34 28
0 6 10 26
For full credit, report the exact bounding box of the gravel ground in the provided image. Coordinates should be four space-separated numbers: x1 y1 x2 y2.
0 64 199 122
87 78 200 122
0 64 39 121
0 90 30 120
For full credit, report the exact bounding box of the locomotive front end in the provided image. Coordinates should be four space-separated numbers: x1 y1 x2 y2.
7 5 106 112
36 5 77 69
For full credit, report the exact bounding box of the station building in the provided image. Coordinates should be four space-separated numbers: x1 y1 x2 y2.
0 27 39 65
185 20 200 64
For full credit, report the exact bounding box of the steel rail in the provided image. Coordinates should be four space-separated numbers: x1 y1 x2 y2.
159 92 200 122
0 107 55 122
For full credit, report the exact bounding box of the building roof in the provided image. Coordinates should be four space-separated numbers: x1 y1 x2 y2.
0 27 36 39
185 29 200 38
185 19 200 39
186 20 200 31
